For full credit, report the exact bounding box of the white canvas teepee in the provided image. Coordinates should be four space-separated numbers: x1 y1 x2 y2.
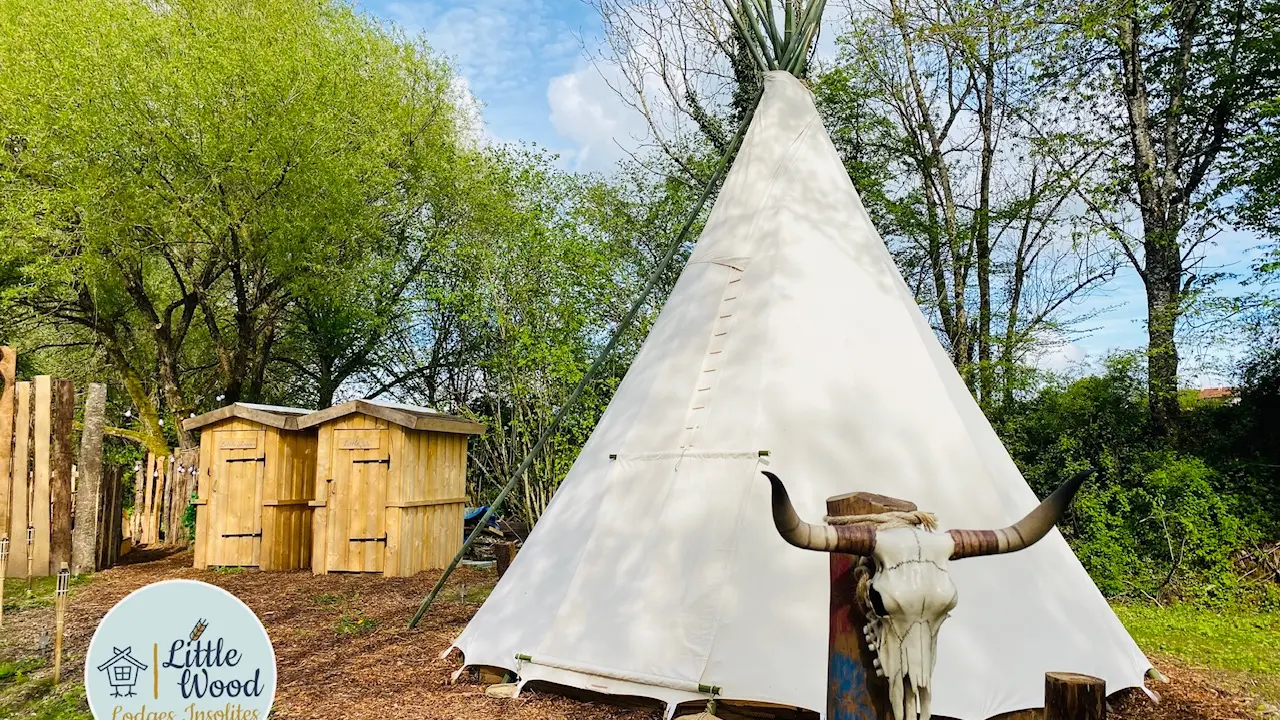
451 71 1151 719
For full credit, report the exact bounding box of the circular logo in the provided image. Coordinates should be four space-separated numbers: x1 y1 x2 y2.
85 580 277 720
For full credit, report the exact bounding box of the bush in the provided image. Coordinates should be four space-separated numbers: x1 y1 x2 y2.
996 353 1277 607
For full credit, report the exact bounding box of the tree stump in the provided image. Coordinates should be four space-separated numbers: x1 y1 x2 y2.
494 541 517 578
1044 672 1106 720
827 492 916 720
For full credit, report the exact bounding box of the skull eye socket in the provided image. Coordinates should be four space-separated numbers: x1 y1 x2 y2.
868 585 888 616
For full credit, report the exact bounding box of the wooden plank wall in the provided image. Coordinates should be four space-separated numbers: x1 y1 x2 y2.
193 418 313 570
387 428 468 576
259 426 316 570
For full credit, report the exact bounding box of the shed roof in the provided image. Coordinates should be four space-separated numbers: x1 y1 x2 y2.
182 402 314 431
295 398 484 435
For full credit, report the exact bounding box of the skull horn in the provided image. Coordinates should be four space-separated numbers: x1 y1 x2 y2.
763 471 876 555
948 468 1094 559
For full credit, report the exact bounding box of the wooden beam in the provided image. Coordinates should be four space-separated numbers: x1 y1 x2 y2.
8 382 30 576
50 379 75 574
31 376 52 576
1044 673 1106 720
74 384 106 573
0 347 16 541
826 491 915 720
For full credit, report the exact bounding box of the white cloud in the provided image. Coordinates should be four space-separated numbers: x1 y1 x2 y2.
547 62 650 172
1033 333 1089 375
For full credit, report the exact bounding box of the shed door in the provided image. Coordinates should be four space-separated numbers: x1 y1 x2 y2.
329 428 389 572
209 430 265 566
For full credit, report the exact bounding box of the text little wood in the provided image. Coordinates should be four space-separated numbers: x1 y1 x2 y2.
109 633 267 720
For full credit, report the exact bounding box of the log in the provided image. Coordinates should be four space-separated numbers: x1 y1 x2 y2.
0 348 15 543
74 383 106 573
826 491 916 720
50 379 75 573
1044 673 1105 720
494 541 517 578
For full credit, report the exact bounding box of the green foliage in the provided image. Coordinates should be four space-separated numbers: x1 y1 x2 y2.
181 492 197 542
335 611 378 636
998 354 1279 606
0 659 41 684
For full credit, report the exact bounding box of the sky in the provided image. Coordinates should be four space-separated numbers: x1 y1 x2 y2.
356 0 1264 387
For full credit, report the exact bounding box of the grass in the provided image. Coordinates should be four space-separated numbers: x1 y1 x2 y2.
0 659 42 684
1114 602 1280 703
2 574 90 613
0 658 90 720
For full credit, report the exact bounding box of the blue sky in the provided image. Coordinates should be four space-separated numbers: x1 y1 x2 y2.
355 0 1264 386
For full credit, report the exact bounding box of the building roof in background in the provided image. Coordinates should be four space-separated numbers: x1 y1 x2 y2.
1197 387 1237 401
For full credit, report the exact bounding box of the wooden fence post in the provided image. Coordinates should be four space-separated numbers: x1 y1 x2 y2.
7 382 30 576
132 461 145 547
31 375 52 576
74 383 106 573
825 492 915 720
51 379 74 574
0 348 15 548
1044 673 1105 720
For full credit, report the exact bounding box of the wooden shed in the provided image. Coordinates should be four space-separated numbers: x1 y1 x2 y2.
298 399 484 577
183 403 317 571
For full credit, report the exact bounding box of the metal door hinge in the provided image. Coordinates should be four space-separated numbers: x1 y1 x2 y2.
349 534 387 543
221 532 263 538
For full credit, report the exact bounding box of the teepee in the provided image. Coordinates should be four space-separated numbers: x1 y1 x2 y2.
450 19 1150 719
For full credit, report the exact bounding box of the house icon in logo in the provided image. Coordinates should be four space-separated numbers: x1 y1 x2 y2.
96 646 148 697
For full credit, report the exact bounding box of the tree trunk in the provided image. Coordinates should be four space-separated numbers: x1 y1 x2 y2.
1145 232 1182 437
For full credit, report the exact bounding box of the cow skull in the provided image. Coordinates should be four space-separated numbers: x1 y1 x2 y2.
764 469 1093 720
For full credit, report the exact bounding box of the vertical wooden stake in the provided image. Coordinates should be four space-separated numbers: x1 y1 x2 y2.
74 384 106 573
1044 673 1106 720
0 535 8 627
826 492 916 720
0 348 16 549
9 382 31 577
53 562 69 684
51 379 75 574
31 376 52 577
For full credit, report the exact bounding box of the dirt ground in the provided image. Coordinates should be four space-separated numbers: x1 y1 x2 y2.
0 548 1272 720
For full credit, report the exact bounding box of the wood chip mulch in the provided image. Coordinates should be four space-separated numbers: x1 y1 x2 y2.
1 548 1272 720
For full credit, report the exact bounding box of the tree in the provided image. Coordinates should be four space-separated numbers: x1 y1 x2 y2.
0 0 470 446
1046 0 1280 436
814 4 1116 405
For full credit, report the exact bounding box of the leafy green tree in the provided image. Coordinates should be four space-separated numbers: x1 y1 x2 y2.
0 0 469 447
1043 0 1280 438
